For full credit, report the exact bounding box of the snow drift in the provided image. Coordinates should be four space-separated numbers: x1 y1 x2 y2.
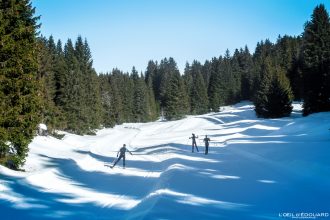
1 102 329 219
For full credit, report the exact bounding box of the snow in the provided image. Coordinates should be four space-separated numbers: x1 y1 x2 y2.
1 102 330 219
38 124 47 130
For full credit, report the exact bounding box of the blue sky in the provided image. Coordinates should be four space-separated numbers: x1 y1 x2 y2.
32 0 329 74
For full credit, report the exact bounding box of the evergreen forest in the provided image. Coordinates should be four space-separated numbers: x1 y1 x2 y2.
1 1 330 169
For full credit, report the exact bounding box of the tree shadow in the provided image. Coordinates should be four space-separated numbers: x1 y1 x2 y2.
39 155 158 198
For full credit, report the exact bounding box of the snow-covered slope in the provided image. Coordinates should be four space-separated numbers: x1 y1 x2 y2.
1 102 330 220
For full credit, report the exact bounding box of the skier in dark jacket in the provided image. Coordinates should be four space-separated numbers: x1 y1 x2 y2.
189 133 199 152
111 144 133 168
203 135 211 155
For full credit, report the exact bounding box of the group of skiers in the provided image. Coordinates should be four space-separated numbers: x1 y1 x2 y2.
189 133 210 155
110 133 212 168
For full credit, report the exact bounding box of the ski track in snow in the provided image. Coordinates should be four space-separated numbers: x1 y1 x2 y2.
1 102 330 220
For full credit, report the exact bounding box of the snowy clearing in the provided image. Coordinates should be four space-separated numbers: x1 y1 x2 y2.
1 102 330 219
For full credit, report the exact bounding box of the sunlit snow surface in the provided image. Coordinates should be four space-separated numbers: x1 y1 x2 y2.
1 102 330 220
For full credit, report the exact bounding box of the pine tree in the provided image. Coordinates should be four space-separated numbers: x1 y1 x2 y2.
127 73 135 121
202 60 212 87
52 39 67 130
266 69 293 118
254 58 274 117
231 49 242 103
144 64 159 121
237 46 254 100
275 35 303 100
62 39 84 133
107 70 125 124
76 37 102 131
54 40 66 107
99 73 118 127
302 4 330 115
74 36 90 131
145 60 157 95
132 67 148 122
188 61 208 114
219 50 234 105
36 36 59 132
158 58 171 107
288 52 304 101
252 40 275 101
183 62 193 111
0 0 40 169
254 58 293 118
164 73 184 120
208 57 222 111
161 58 189 120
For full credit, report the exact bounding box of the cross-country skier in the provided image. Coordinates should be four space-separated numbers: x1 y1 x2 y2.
111 144 133 168
203 135 211 155
189 133 199 153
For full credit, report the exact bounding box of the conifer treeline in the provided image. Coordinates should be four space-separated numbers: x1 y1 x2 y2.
35 35 296 132
37 36 102 134
37 4 330 134
38 36 160 133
